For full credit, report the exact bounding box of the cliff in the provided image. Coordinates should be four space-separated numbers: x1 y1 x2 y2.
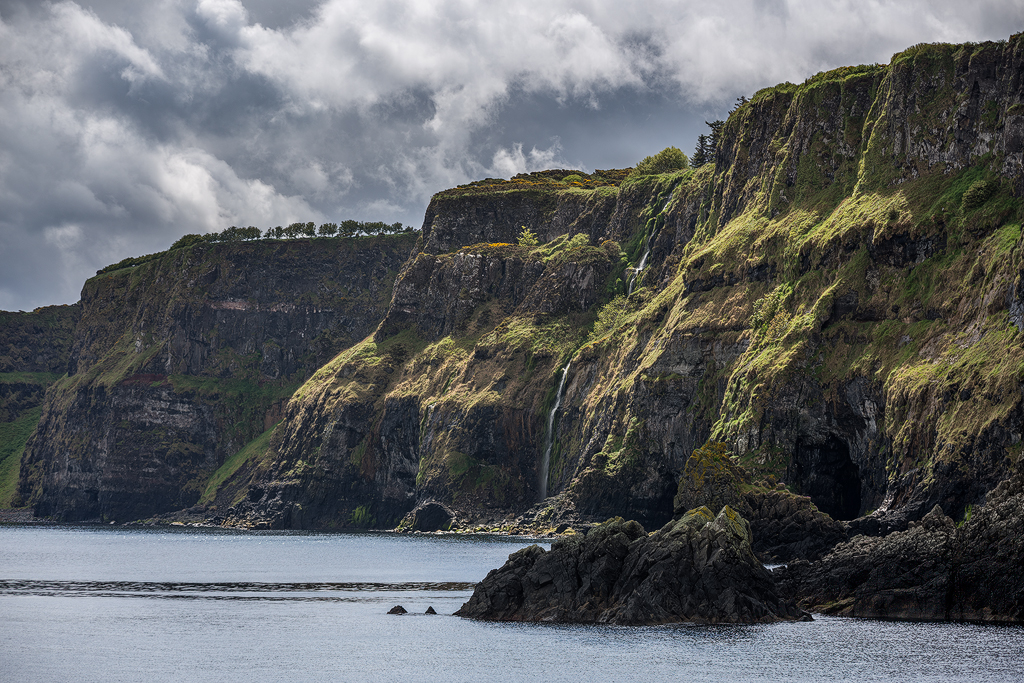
9 35 1024 563
223 36 1024 536
0 304 80 508
16 235 415 521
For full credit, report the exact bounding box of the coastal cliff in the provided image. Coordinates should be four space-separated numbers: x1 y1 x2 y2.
5 34 1024 593
15 236 414 521
0 305 80 508
226 36 1024 538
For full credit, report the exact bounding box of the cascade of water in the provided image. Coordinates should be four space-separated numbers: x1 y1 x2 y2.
627 236 652 296
538 361 571 501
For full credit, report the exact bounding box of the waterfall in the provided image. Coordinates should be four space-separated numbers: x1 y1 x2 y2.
626 236 653 296
539 361 571 501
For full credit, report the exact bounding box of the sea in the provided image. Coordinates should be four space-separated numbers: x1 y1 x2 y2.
1 525 1021 682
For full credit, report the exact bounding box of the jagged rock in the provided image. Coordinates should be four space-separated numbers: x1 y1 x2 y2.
776 470 1024 622
672 444 847 562
387 605 407 614
456 510 808 624
424 606 437 615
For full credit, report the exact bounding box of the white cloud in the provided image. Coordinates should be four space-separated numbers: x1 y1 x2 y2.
491 142 572 178
2 0 1023 309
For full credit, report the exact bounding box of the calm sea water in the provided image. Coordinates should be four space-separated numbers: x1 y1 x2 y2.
1 526 1022 682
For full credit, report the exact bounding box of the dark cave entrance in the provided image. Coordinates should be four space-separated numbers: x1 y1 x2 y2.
788 435 863 521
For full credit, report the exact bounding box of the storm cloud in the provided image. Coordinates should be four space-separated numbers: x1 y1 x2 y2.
1 0 1021 310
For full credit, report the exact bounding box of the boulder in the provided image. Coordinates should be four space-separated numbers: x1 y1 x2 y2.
403 501 456 532
456 509 809 624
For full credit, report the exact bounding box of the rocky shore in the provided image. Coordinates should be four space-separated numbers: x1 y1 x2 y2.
456 508 809 624
776 470 1024 622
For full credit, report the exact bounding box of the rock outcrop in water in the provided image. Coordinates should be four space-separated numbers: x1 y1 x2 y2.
775 469 1024 622
455 510 809 624
672 442 848 562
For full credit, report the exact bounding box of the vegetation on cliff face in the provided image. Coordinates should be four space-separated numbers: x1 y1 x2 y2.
9 36 1024 536
222 36 1024 532
16 234 416 521
0 305 79 508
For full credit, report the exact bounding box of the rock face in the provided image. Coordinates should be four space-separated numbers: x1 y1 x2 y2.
10 35 1024 563
222 36 1024 537
456 510 808 624
0 305 80 508
776 469 1024 622
17 236 414 521
672 443 848 562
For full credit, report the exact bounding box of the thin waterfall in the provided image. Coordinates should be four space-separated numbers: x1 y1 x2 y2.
539 361 571 501
627 197 671 296
627 233 653 296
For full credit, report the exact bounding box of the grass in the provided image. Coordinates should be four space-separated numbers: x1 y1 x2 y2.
0 407 42 508
198 421 279 505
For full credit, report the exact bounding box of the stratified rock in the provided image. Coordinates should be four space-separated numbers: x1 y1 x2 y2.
456 510 808 624
387 605 407 614
776 470 1024 622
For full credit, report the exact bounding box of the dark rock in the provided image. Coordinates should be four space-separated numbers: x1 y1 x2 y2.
387 605 408 614
456 510 808 624
673 444 847 562
425 606 437 615
776 469 1024 622
403 501 456 532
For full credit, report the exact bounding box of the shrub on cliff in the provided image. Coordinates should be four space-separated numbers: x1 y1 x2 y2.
962 179 999 211
628 146 689 178
518 226 539 247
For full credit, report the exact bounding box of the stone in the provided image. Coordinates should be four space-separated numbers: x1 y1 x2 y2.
402 501 456 532
776 470 1024 622
387 605 408 615
425 606 437 615
456 510 808 624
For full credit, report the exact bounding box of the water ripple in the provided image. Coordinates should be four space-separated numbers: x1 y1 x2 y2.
0 579 475 601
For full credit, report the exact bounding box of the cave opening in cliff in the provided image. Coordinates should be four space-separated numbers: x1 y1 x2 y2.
788 435 862 521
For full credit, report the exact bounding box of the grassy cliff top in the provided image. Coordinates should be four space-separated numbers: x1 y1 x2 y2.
436 168 630 199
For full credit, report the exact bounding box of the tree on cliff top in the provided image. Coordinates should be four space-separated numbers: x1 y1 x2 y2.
628 146 689 178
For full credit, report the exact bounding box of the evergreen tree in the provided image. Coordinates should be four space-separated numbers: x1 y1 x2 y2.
706 120 724 152
692 134 710 168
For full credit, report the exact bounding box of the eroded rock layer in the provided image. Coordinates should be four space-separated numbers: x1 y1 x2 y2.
17 236 415 521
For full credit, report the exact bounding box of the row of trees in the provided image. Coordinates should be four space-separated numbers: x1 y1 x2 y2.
170 220 415 250
691 96 748 168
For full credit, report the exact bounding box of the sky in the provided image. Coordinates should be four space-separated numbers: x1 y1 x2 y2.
1 0 1022 311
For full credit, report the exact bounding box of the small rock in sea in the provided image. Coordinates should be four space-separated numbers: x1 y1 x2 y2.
387 605 408 614
425 606 437 614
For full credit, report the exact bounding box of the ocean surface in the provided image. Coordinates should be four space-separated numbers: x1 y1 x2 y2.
1 525 1021 682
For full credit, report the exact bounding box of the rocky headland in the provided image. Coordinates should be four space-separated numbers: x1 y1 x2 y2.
455 508 809 624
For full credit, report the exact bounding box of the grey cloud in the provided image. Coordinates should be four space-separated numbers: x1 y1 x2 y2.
1 0 1022 311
